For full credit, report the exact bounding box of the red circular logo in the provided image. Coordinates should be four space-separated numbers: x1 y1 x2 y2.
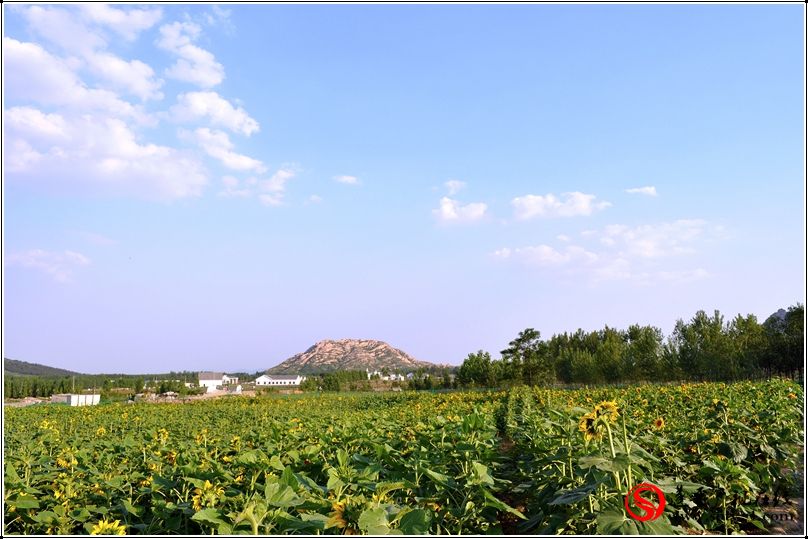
624 483 666 522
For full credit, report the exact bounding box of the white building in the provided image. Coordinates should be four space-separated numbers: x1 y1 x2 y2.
51 394 100 406
198 372 239 393
366 368 407 382
255 374 306 386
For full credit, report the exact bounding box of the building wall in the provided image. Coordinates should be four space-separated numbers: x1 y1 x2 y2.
199 379 220 393
257 377 304 386
51 394 100 406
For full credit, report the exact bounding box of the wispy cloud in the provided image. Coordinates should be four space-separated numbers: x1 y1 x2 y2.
76 231 117 246
494 219 721 285
217 167 298 206
444 179 466 195
625 186 658 196
433 197 487 223
78 4 163 41
334 174 359 185
259 167 296 206
6 249 91 283
171 91 259 135
511 191 611 220
183 128 265 172
493 245 598 267
218 175 252 198
156 21 224 87
596 219 710 258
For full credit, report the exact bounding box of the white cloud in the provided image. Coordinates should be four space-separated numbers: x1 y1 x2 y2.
85 52 163 101
6 110 208 199
307 194 323 204
78 4 162 41
157 21 224 87
184 128 266 172
4 38 152 124
216 167 297 206
6 249 90 283
334 175 359 185
203 5 234 32
171 91 259 135
597 219 709 258
15 8 164 102
19 5 105 54
658 268 710 283
433 197 487 223
444 179 466 195
259 167 296 206
556 234 571 242
625 186 658 196
218 175 251 198
5 107 68 139
512 191 611 220
496 219 719 285
77 231 117 246
493 244 598 267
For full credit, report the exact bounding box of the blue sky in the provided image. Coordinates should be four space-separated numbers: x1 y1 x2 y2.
3 4 804 374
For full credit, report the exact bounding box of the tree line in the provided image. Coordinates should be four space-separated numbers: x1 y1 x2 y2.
3 371 203 400
457 305 804 388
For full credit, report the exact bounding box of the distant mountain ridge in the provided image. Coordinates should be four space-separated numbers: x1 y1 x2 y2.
267 339 440 374
4 358 82 377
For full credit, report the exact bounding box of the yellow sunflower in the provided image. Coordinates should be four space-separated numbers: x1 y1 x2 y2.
191 480 224 511
90 519 126 535
652 417 665 430
578 412 601 441
326 499 362 534
594 401 619 423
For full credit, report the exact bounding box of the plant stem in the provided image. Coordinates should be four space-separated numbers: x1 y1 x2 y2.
621 411 633 488
604 421 623 492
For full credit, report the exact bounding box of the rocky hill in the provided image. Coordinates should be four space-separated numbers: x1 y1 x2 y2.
267 339 438 374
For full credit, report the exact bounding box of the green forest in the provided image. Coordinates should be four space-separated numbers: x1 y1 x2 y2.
457 305 804 387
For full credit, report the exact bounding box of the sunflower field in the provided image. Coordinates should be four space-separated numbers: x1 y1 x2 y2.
3 379 803 535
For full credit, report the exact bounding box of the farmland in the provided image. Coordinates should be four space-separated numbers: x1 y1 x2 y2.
3 379 803 535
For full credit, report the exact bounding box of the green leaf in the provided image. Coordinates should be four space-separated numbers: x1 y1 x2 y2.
280 466 299 490
655 477 709 494
118 498 142 517
326 468 344 491
578 456 610 469
266 484 303 508
398 509 432 535
470 462 495 486
236 449 266 465
358 507 391 535
5 462 22 484
374 481 407 499
549 482 599 505
191 508 226 526
32 510 58 524
482 489 526 518
184 477 207 489
597 511 629 534
336 448 349 468
269 454 285 471
425 468 455 487
638 518 675 535
10 495 40 509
